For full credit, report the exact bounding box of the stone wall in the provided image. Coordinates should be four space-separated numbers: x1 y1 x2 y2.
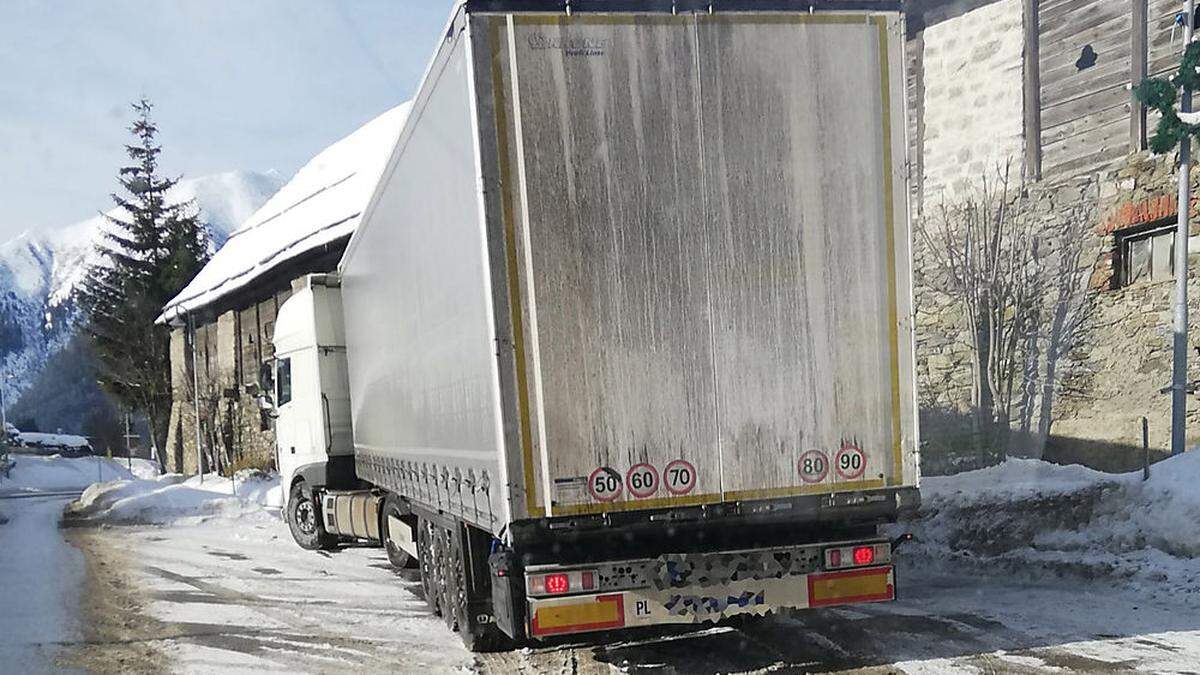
163 289 290 475
1051 151 1200 464
913 147 1200 474
917 0 1025 210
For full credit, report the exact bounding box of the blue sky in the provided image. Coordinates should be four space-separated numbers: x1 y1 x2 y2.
0 0 456 241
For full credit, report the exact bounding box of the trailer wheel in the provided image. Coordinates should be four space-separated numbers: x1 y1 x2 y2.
416 517 443 617
381 496 415 570
287 482 335 551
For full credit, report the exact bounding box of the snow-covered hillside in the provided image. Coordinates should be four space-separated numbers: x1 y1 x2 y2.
0 170 285 402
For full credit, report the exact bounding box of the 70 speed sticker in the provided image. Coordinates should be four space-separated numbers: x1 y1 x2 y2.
585 459 696 502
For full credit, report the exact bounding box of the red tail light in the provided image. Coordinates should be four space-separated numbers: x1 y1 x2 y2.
544 573 570 595
853 546 875 566
825 542 890 570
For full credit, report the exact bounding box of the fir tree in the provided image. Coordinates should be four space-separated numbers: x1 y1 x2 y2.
80 99 211 468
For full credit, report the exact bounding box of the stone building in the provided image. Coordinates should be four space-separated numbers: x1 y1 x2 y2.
907 0 1200 471
157 103 410 475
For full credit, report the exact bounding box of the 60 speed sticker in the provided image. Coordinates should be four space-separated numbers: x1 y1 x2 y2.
834 442 866 480
798 450 829 483
626 463 659 498
588 467 622 502
664 459 697 495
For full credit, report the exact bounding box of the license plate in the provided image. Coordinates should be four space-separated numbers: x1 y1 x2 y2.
528 566 895 638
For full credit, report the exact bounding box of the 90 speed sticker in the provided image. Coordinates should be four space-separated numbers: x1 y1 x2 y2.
834 442 867 480
797 450 829 483
588 467 622 502
626 463 659 498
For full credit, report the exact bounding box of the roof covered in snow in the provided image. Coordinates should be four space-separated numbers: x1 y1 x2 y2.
17 432 91 449
157 102 411 324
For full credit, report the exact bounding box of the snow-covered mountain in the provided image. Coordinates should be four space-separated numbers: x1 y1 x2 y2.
0 170 285 404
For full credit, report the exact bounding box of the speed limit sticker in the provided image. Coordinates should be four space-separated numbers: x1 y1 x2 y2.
588 467 623 502
797 450 829 483
834 442 867 480
664 459 697 495
626 463 660 498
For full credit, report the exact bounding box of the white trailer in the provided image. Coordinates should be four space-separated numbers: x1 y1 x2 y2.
272 0 918 651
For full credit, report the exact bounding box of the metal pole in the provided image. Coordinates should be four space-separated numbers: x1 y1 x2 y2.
1143 416 1152 480
0 370 7 433
1174 0 1195 457
125 411 132 472
188 313 205 482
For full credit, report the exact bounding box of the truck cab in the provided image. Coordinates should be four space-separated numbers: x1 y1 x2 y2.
272 274 357 549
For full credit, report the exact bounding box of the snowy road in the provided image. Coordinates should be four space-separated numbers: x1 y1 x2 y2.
0 492 86 674
70 514 1200 674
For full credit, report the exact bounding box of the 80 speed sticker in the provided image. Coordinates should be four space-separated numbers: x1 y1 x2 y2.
797 450 829 483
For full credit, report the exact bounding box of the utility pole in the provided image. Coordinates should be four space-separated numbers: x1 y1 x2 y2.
0 370 7 434
188 312 205 482
125 411 133 472
1174 0 1196 457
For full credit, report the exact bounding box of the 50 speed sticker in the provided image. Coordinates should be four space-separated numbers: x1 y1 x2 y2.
664 459 697 495
834 442 866 480
798 450 829 483
588 467 622 502
626 463 659 498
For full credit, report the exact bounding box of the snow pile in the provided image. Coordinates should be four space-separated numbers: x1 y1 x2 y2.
907 452 1200 594
123 457 162 480
65 470 283 526
0 455 134 494
158 102 411 323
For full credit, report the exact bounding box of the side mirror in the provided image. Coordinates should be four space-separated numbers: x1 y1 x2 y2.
257 361 277 415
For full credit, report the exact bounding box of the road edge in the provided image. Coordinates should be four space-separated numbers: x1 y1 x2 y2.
61 525 171 674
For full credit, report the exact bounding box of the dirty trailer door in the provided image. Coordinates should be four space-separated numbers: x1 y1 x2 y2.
697 15 909 500
492 12 910 517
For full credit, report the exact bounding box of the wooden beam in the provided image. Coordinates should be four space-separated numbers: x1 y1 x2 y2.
1023 0 1043 181
1132 0 1149 151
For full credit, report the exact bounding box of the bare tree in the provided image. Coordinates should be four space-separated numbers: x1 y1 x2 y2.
919 164 1044 456
919 165 1102 461
1031 181 1102 452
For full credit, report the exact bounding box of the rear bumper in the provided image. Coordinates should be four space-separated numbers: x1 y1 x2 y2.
528 565 895 638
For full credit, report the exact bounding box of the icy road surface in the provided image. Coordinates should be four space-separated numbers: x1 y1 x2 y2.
0 493 86 674
69 514 1200 674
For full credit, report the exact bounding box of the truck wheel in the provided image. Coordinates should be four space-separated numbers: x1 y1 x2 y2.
381 496 414 569
287 482 336 551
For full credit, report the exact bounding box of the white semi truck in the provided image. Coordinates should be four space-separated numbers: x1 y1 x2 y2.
270 0 918 651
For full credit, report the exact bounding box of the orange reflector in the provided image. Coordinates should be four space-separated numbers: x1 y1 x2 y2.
531 594 625 637
808 567 893 608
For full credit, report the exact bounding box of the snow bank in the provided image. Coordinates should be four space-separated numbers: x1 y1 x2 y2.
0 455 134 494
65 470 283 526
907 452 1200 595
